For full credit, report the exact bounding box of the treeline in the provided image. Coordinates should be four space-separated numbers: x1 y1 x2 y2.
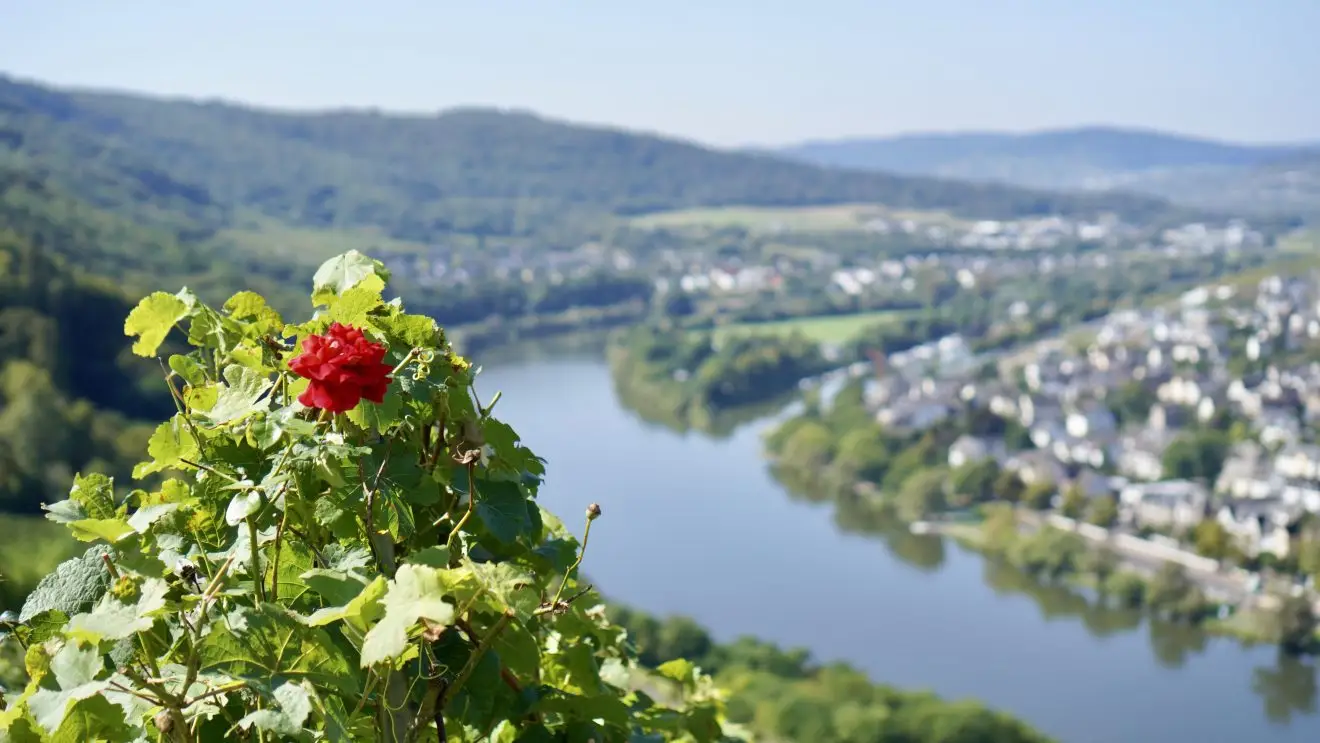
607 605 1054 742
608 326 832 428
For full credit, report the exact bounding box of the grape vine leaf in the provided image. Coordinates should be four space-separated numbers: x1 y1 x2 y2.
204 365 273 426
237 681 312 737
66 578 168 642
475 480 535 546
200 604 355 694
124 291 189 357
360 565 455 667
19 546 113 623
312 251 388 301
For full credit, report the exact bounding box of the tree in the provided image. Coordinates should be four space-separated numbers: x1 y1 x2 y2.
1105 571 1147 607
895 468 950 521
982 503 1020 553
1162 430 1231 483
992 468 1026 503
1080 545 1120 584
950 458 1000 506
1086 495 1119 528
1147 563 1207 620
832 426 890 483
1021 480 1056 510
1059 483 1087 519
1192 519 1235 561
1272 595 1318 654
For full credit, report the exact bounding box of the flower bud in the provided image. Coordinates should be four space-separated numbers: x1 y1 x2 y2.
586 503 602 521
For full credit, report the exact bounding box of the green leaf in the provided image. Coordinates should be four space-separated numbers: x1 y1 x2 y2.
360 565 456 667
376 313 439 347
225 492 262 526
65 519 134 544
224 290 284 332
66 578 168 642
346 388 403 431
325 284 385 327
134 417 200 478
312 251 389 301
204 365 273 425
50 642 101 689
237 681 312 737
67 473 116 520
266 540 315 604
124 291 189 357
24 610 69 643
19 546 112 624
200 604 355 693
475 480 535 546
306 576 386 632
127 502 184 533
168 353 208 386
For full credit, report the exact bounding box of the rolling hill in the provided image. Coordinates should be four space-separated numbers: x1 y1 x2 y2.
777 127 1319 215
0 73 1195 257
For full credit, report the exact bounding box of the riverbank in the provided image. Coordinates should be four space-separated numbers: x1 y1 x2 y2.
916 512 1287 647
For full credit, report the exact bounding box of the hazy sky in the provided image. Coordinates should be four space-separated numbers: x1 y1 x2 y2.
3 0 1317 147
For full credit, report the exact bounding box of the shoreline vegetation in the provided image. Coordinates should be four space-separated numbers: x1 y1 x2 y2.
606 326 835 434
762 376 1320 657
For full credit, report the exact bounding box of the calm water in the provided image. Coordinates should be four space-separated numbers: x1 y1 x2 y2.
475 353 1320 743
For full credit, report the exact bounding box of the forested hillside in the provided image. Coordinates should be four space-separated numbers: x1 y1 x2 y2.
0 73 1192 253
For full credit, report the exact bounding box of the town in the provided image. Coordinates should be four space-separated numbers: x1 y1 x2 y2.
858 268 1320 613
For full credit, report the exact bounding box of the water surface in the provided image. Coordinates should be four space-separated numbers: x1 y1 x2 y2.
476 353 1319 743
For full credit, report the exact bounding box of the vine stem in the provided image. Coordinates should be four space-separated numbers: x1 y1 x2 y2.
552 514 595 607
438 612 513 710
247 519 264 606
445 464 478 553
269 509 288 602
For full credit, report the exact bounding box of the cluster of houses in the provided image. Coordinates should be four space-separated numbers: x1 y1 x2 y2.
865 271 1320 562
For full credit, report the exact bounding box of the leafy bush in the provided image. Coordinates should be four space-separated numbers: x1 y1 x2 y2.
0 252 735 742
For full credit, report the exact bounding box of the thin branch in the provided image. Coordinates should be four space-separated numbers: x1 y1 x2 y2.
439 612 513 710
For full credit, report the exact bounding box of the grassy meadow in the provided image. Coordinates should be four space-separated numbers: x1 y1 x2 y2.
711 310 904 345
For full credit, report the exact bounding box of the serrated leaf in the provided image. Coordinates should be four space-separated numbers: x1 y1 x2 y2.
475 480 535 546
204 365 273 426
312 251 388 301
65 518 134 544
224 291 284 331
124 291 189 357
377 313 438 347
306 576 387 631
237 681 311 737
19 546 112 623
200 604 355 693
127 502 184 533
67 474 116 520
168 353 207 386
50 642 101 689
346 388 403 431
66 578 168 642
360 565 455 667
42 499 86 525
24 610 69 643
325 284 384 327
134 417 200 478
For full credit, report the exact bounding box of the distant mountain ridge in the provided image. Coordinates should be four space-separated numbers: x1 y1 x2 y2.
0 73 1198 257
777 127 1320 215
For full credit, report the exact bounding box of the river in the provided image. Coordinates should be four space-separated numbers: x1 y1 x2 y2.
474 351 1320 743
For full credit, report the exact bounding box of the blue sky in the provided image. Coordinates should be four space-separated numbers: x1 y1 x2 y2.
2 0 1317 146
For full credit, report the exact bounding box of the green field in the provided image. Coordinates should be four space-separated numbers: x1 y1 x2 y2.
0 514 80 611
629 203 963 233
711 310 904 345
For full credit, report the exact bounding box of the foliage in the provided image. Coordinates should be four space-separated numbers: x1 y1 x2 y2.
1085 495 1118 528
1146 563 1211 621
1192 519 1236 561
1161 429 1232 483
1269 596 1318 654
894 469 949 522
609 326 831 426
608 607 1055 743
0 74 1192 255
0 254 735 743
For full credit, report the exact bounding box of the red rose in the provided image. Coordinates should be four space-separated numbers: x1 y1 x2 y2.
289 323 394 413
